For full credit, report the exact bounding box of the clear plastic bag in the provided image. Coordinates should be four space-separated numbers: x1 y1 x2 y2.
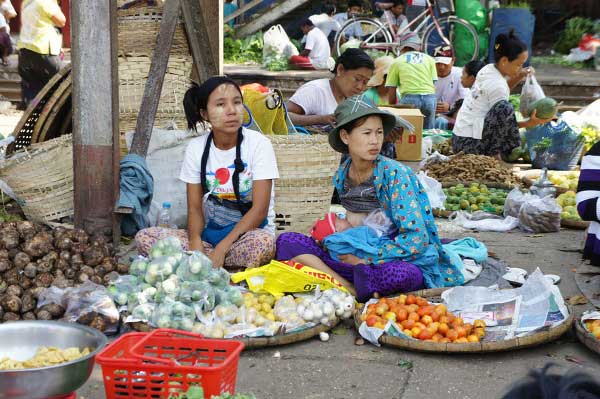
450 210 520 232
107 275 140 306
416 172 447 210
518 195 562 233
504 188 536 218
151 297 196 331
179 280 216 312
129 257 149 279
148 236 183 259
362 209 397 237
273 295 305 330
144 256 178 286
176 251 212 281
520 75 545 116
207 267 231 289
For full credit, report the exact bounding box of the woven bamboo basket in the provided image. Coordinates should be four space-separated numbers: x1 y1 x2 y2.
117 4 190 57
355 288 574 353
0 135 73 222
520 170 579 195
574 318 600 356
267 135 340 235
561 219 590 230
129 321 337 349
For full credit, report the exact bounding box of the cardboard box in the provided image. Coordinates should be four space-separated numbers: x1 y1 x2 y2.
379 106 424 161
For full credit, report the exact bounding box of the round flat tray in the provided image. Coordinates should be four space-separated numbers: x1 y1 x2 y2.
440 181 517 190
575 319 600 356
561 219 589 230
129 321 336 349
355 288 574 353
433 208 453 218
520 170 579 195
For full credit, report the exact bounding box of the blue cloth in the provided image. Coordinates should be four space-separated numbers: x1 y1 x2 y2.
202 218 267 246
118 154 154 236
398 94 437 129
333 155 464 288
224 2 238 27
443 237 488 273
323 226 383 262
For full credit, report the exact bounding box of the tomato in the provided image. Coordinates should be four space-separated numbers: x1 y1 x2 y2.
395 308 408 322
406 294 417 305
421 315 433 326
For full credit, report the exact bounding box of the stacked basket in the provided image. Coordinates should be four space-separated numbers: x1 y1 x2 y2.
117 3 193 155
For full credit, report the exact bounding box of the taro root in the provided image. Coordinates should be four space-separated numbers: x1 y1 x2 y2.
22 312 36 320
23 232 53 258
0 258 11 273
4 269 18 286
117 263 129 274
0 227 19 249
53 269 64 278
23 263 37 278
1 295 22 313
13 252 30 269
83 244 106 267
102 274 113 286
77 311 97 325
0 280 7 294
70 253 84 267
90 235 108 246
35 309 52 320
89 315 107 332
35 272 53 288
18 276 32 290
7 248 18 259
78 273 90 284
90 275 103 285
6 285 22 297
73 229 89 244
0 250 8 259
59 251 71 262
16 221 37 240
54 236 73 251
52 277 69 289
64 268 76 279
70 243 87 254
21 294 36 313
3 312 20 322
29 287 45 299
101 258 116 273
65 279 75 287
95 265 107 278
80 265 94 277
0 306 3 319
37 252 58 273
56 259 69 271
40 303 65 318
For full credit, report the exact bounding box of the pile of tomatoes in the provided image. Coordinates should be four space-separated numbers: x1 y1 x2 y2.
360 294 486 343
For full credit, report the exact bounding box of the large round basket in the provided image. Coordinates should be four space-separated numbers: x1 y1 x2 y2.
268 135 340 235
574 318 600 356
440 181 517 190
519 170 578 195
354 288 574 353
0 135 73 222
561 219 589 230
129 321 336 349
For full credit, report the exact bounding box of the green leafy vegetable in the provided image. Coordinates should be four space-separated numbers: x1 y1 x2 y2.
224 27 263 64
554 17 599 55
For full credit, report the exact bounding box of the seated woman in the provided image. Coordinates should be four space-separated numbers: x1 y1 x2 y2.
136 77 279 269
452 31 553 157
576 141 600 267
286 48 374 131
276 96 464 301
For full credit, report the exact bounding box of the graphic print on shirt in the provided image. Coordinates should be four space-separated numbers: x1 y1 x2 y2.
205 162 252 201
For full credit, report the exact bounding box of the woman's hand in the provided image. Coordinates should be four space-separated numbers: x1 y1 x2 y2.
522 109 554 128
320 114 337 127
436 101 450 114
339 254 365 265
208 246 227 268
189 236 204 253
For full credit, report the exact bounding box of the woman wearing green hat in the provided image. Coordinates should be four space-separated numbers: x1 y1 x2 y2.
275 96 464 301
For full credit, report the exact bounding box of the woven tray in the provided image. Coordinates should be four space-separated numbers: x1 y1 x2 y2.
520 170 579 195
440 181 517 190
129 321 337 349
561 219 590 230
354 288 573 353
574 319 600 356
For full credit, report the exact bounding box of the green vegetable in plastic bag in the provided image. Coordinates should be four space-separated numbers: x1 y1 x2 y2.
179 281 216 312
145 256 177 286
149 236 183 259
129 258 149 279
131 303 155 321
176 251 211 282
225 286 244 307
107 275 139 306
207 268 231 288
152 298 195 331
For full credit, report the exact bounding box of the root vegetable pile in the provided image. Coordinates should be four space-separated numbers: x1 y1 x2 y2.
424 153 519 185
0 221 127 322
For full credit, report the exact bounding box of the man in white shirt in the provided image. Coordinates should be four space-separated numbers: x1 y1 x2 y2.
433 45 469 114
309 4 340 44
289 19 331 70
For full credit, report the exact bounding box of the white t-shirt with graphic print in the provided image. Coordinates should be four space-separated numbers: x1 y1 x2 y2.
179 128 279 234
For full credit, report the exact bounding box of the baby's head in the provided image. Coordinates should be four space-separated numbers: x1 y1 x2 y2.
310 212 351 242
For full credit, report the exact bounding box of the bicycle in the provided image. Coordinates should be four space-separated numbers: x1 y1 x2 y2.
333 0 480 62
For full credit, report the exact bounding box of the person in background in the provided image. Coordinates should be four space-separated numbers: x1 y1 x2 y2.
136 77 279 269
223 0 238 28
385 32 438 129
0 0 15 66
287 48 374 130
17 0 65 107
452 31 552 157
333 0 363 40
461 59 486 90
576 140 600 267
309 3 340 48
363 55 398 106
433 45 468 114
381 0 408 35
289 19 331 70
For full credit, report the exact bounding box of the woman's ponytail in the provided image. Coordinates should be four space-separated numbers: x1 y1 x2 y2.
183 83 202 132
493 29 527 63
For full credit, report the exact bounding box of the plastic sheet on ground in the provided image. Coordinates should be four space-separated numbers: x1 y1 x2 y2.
450 210 520 232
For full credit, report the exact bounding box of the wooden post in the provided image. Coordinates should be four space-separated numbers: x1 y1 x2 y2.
71 0 119 236
182 0 221 82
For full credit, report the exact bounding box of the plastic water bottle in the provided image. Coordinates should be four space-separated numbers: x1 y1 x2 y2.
157 202 173 228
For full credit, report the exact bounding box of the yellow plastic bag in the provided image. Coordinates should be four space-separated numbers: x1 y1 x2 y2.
231 260 348 297
241 87 288 135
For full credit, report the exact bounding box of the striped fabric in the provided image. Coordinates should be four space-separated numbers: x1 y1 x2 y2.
577 141 600 266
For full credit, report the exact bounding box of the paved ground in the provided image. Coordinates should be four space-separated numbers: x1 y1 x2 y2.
76 222 600 399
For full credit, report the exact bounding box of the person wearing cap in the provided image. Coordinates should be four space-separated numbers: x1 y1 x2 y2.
287 48 375 130
276 96 464 301
385 32 438 129
433 45 469 114
289 19 332 70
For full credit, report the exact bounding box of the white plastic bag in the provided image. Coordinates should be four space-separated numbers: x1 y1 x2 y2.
503 188 536 218
518 196 561 233
450 211 520 232
363 209 397 237
520 75 545 116
263 25 298 67
416 171 446 209
419 151 449 170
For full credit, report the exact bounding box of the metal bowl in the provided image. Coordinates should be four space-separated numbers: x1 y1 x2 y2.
0 320 107 399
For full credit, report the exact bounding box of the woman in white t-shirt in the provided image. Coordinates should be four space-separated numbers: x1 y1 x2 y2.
287 48 375 130
452 31 553 157
135 77 279 269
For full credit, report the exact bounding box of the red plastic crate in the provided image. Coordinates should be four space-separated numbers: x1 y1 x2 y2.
96 330 244 399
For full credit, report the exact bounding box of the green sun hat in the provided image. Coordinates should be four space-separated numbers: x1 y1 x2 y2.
328 95 397 154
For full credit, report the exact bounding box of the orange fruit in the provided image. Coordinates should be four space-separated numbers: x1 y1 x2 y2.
455 326 467 338
396 308 408 322
397 294 407 305
439 337 451 343
418 329 433 340
455 337 468 343
474 327 485 339
406 294 417 305
416 297 429 307
407 304 419 313
403 329 413 338
439 315 449 324
474 319 486 329
433 333 444 341
408 312 420 322
430 311 441 322
446 329 458 341
375 304 387 316
411 326 422 337
366 316 379 327
421 315 433 326
464 323 473 335
401 319 415 330
435 304 447 314
429 322 440 334
417 305 435 317
374 321 387 330
467 334 480 343
367 304 377 313
359 313 368 322
446 314 455 324
383 311 396 322
415 322 427 330
452 316 464 327
438 323 449 336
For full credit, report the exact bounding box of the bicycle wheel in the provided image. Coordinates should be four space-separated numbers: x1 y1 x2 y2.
334 17 393 58
422 16 480 65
